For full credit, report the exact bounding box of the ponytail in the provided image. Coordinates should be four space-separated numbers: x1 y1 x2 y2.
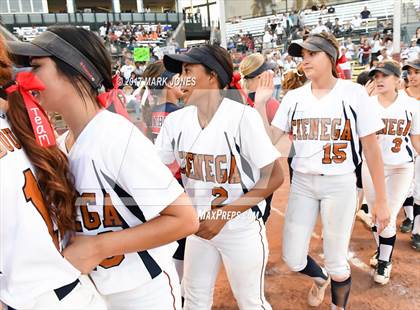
0 34 77 235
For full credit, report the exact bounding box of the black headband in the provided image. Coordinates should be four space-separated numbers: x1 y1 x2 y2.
8 31 104 89
164 47 230 87
244 62 276 79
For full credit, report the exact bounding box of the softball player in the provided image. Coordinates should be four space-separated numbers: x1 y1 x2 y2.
239 53 281 224
363 60 420 283
255 33 390 309
402 59 420 250
0 36 105 309
157 44 284 310
9 26 199 309
142 60 183 143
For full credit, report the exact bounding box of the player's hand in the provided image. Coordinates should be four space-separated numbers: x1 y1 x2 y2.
371 200 390 234
62 235 104 274
364 79 377 96
254 70 274 109
195 209 229 240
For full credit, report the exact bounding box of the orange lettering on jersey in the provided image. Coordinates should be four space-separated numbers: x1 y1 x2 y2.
23 169 60 250
377 119 387 134
98 231 125 268
100 254 125 269
403 120 411 136
340 119 352 141
78 193 101 231
185 152 194 179
211 187 228 209
296 119 302 140
320 118 331 141
291 120 297 140
308 118 319 140
204 155 215 182
228 155 241 184
215 155 228 183
396 119 405 136
103 195 123 228
331 118 341 140
0 132 14 151
193 154 204 181
388 119 397 135
2 128 21 149
301 118 309 140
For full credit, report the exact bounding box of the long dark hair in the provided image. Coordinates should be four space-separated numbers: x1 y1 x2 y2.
47 26 114 105
1 34 77 234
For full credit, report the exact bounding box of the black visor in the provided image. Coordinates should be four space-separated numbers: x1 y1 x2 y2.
164 47 230 87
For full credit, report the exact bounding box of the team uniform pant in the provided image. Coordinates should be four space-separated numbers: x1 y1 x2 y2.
19 276 106 309
103 265 181 309
362 162 414 238
182 218 271 310
282 171 358 278
413 159 420 235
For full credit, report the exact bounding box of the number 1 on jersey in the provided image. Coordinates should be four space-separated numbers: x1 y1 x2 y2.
322 143 348 164
22 169 60 250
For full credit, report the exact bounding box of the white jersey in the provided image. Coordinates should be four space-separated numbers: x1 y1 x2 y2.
370 92 420 166
58 110 184 295
155 98 280 229
0 111 80 308
272 79 385 175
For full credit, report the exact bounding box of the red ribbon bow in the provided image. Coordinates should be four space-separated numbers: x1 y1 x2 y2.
6 72 56 147
97 74 130 120
229 71 255 107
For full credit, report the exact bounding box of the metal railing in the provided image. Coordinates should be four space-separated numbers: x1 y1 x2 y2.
0 12 185 29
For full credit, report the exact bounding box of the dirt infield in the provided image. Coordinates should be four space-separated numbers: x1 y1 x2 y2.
212 160 420 310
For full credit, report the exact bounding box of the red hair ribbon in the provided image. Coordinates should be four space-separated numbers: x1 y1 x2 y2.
230 71 255 107
97 74 130 120
6 72 56 147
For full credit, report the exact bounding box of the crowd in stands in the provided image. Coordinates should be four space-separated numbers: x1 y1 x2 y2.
99 22 179 57
227 3 401 55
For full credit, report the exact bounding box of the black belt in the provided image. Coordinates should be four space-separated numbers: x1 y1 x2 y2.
7 279 80 309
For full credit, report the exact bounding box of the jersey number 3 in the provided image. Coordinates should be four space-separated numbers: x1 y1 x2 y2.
391 137 402 153
22 169 59 250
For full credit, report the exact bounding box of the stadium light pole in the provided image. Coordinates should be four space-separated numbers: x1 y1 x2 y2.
393 0 401 59
218 0 227 48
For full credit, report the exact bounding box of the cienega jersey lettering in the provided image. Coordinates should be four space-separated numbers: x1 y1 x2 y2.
58 110 184 295
155 98 280 230
371 92 419 165
272 79 385 175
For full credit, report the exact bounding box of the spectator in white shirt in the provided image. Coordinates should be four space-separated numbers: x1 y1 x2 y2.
120 58 136 81
351 15 362 28
311 20 329 34
263 31 273 49
283 55 297 71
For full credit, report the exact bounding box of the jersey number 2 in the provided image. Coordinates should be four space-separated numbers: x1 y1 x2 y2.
22 169 59 250
211 187 228 210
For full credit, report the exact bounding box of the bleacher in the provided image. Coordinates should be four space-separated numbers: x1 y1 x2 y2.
226 0 395 39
